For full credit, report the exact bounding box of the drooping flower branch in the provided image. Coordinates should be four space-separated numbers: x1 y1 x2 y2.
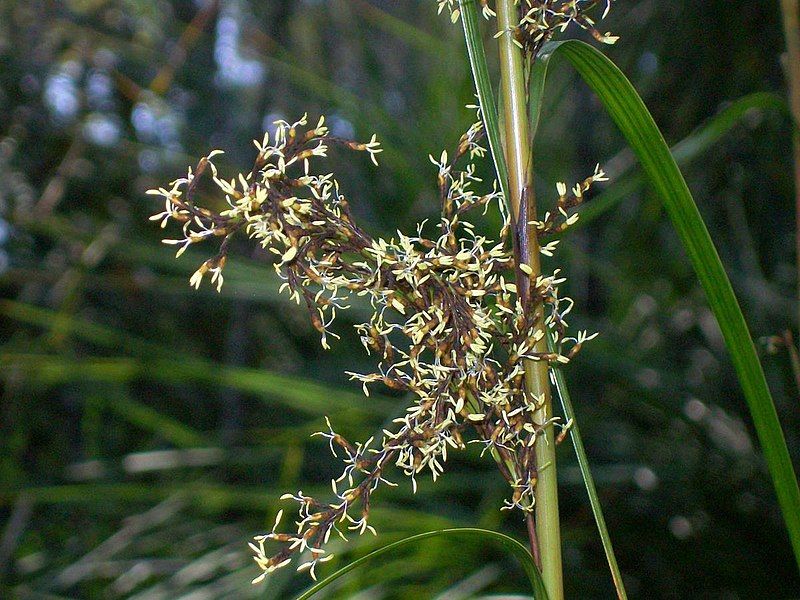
148 110 606 581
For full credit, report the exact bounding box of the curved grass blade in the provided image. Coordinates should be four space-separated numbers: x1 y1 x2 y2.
668 92 787 163
533 39 800 569
547 334 627 599
458 0 510 207
295 527 548 600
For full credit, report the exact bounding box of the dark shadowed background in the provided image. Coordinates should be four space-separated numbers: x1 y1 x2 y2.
1 0 799 598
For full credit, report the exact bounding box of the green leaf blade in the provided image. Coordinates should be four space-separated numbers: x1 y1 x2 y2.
459 0 511 208
295 527 548 599
536 39 800 570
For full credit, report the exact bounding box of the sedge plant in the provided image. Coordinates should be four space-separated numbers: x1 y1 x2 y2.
148 1 800 598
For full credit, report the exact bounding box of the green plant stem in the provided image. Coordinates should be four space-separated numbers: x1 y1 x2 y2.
296 528 549 600
780 0 800 328
494 1 563 598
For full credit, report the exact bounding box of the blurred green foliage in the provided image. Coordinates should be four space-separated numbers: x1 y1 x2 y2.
0 0 798 598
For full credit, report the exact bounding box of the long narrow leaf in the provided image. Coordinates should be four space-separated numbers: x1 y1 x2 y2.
295 527 548 600
459 0 510 207
547 334 627 599
533 39 800 568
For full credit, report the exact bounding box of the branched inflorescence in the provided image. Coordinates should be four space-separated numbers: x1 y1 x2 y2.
439 0 617 55
148 112 605 582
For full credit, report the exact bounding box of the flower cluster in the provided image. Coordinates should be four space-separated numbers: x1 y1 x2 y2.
513 0 618 55
148 112 603 582
438 0 617 54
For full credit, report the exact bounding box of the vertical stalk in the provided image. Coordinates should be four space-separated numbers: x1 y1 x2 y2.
780 0 800 327
495 1 563 598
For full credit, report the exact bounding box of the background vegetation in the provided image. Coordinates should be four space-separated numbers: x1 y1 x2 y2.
1 0 798 597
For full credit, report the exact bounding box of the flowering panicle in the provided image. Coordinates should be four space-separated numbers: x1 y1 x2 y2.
148 111 603 582
512 0 619 55
437 0 617 56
